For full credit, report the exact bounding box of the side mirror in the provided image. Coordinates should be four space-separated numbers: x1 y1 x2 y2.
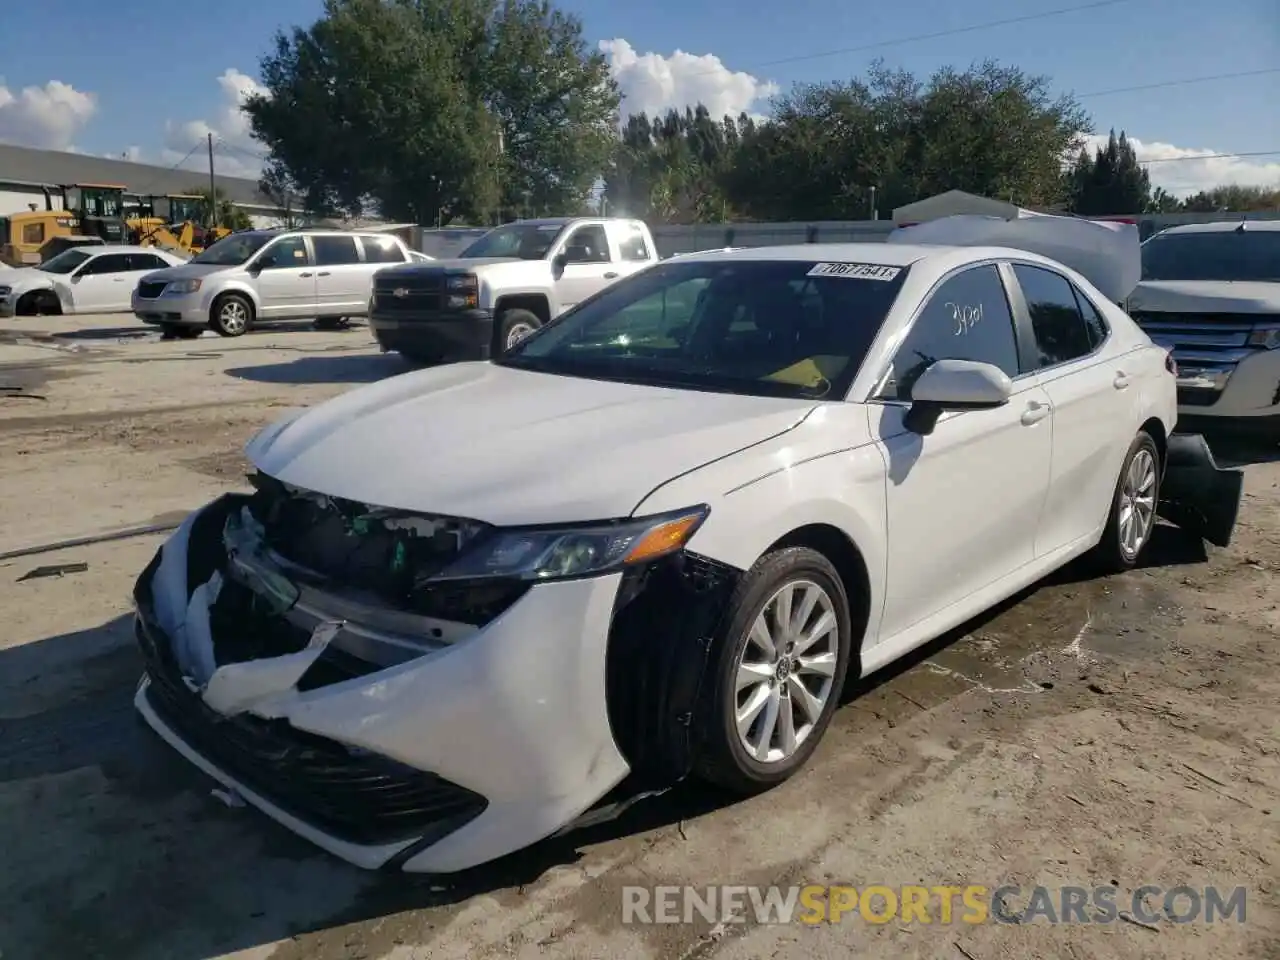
903 358 1012 436
552 253 567 274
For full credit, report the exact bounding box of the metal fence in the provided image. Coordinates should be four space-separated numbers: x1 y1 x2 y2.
416 210 1280 258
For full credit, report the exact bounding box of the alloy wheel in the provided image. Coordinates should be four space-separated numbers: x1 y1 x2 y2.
734 579 839 764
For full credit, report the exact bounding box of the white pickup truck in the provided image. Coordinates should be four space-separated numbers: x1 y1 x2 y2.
369 217 660 363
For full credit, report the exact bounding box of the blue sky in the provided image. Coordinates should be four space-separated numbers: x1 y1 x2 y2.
1 0 1277 195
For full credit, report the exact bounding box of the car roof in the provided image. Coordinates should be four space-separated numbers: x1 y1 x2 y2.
84 244 176 256
673 242 1044 267
1154 219 1280 236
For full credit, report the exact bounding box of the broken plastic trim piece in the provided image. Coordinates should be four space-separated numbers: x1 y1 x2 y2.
203 620 344 717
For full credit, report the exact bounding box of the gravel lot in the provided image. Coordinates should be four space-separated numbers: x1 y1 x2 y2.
1 313 1277 960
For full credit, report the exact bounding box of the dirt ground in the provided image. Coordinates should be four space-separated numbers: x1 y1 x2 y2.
1 313 1277 960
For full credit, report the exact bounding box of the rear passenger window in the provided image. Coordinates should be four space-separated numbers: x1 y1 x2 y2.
878 265 1019 400
1073 288 1109 349
1012 264 1095 368
312 235 361 266
618 225 651 262
361 236 407 264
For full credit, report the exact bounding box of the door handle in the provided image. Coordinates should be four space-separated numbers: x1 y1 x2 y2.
299 272 313 278
318 271 331 277
604 271 619 279
1020 400 1051 425
1113 371 1130 390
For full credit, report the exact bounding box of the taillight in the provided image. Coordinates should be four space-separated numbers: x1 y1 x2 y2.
1165 351 1177 376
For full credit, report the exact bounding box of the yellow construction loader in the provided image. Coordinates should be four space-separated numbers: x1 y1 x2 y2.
125 194 231 256
0 183 127 266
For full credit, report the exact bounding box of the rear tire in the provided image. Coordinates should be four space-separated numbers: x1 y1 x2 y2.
210 293 252 337
1088 431 1161 574
692 546 852 795
494 308 542 354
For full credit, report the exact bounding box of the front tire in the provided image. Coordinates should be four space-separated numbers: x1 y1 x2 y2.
494 308 541 354
693 546 852 794
1089 431 1161 573
210 293 252 337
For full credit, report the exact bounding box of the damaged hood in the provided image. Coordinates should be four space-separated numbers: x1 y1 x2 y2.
246 363 817 525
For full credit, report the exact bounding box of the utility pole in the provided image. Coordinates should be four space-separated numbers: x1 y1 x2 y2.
207 132 217 229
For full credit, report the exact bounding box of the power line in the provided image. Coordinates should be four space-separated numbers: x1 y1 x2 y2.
1078 67 1280 99
1135 149 1280 166
131 141 203 195
685 0 1142 79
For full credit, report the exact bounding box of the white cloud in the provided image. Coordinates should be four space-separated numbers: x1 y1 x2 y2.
0 79 96 150
600 39 777 122
1082 133 1280 198
161 68 267 179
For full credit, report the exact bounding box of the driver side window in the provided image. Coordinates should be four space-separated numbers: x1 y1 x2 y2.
258 236 310 270
877 265 1019 401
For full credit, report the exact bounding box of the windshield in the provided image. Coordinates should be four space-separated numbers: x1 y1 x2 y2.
1141 229 1280 282
496 258 910 399
191 231 272 265
37 249 92 274
459 222 566 260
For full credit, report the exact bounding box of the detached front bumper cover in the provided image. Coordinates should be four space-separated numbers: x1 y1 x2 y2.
1156 433 1244 549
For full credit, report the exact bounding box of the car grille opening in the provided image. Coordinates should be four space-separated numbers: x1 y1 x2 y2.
137 281 168 299
136 613 488 846
373 274 444 313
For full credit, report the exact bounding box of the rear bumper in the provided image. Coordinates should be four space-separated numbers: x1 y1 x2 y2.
1157 433 1244 548
370 308 494 361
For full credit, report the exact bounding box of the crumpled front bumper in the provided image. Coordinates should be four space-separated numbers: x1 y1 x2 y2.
132 495 632 873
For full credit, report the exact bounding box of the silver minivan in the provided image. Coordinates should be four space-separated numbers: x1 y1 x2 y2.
131 228 427 337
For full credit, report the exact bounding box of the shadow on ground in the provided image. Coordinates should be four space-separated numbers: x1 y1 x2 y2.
225 351 417 385
0 522 1204 959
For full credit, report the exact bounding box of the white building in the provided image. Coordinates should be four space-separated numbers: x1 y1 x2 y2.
0 143 293 227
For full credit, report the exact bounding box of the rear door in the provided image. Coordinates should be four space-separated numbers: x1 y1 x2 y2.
311 234 370 316
357 235 409 314
1004 261 1136 555
605 220 655 283
253 235 314 318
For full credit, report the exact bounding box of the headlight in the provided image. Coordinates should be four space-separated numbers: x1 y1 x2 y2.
166 278 202 294
431 505 709 582
1246 325 1280 350
445 273 478 309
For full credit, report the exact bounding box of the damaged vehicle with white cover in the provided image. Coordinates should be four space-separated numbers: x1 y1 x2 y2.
132 212 1243 874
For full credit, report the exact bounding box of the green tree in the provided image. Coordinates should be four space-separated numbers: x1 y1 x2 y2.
1068 129 1152 215
1180 184 1280 212
186 186 253 230
243 0 617 224
725 60 1089 220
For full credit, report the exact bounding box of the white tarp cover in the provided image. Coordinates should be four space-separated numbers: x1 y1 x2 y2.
887 211 1141 304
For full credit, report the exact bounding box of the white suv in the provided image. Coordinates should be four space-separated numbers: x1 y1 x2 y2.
131 228 422 337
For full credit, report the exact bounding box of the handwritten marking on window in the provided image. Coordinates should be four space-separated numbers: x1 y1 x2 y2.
947 302 983 336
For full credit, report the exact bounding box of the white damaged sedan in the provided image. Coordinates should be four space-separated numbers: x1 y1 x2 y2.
132 215 1243 874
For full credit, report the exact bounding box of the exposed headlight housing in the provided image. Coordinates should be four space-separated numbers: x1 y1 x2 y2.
1246 325 1280 350
166 278 202 294
431 505 710 582
0 286 11 297
445 273 478 309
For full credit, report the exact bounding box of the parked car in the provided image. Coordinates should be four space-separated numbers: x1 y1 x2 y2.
1126 220 1280 440
0 245 186 318
131 216 1242 874
131 228 418 337
369 217 659 363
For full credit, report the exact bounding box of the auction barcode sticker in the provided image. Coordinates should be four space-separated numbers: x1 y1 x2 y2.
807 262 902 281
